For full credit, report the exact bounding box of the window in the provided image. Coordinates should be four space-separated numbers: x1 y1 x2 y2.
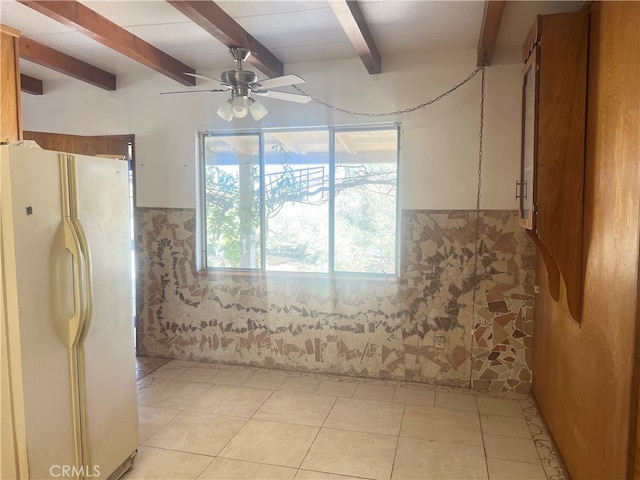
200 126 399 275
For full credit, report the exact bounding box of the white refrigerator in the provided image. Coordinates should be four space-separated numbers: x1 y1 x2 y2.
1 145 138 480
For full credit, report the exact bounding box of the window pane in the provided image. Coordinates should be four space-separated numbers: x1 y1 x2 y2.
334 129 398 274
264 131 329 272
204 134 261 269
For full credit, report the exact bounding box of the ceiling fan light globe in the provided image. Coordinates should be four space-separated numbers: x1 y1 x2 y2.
217 101 233 121
231 96 248 118
249 99 268 121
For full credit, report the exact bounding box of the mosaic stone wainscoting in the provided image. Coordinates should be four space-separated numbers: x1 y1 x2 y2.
136 208 535 392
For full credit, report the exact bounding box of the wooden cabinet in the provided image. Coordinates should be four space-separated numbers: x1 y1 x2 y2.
518 12 588 322
0 24 22 142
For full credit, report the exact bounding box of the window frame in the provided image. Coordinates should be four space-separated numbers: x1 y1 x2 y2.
198 124 401 278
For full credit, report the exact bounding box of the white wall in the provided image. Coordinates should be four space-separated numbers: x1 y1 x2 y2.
21 49 522 211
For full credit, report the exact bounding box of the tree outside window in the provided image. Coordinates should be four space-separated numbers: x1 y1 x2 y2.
201 127 398 275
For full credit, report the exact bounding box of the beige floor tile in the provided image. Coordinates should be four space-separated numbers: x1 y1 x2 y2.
278 376 322 393
193 361 229 370
227 365 260 372
188 385 272 417
136 357 171 370
481 414 531 439
392 437 487 480
132 360 552 480
350 377 386 386
159 359 201 369
137 374 168 392
137 379 213 409
198 457 296 480
121 446 212 480
220 419 319 468
295 470 365 480
137 405 181 444
352 383 395 402
314 380 356 398
176 367 220 383
243 371 288 389
153 360 201 378
477 396 524 418
401 405 483 447
301 428 397 480
393 386 435 406
483 434 540 464
254 391 336 426
487 458 546 479
145 368 187 379
435 391 479 411
143 410 246 456
324 397 404 435
208 369 255 386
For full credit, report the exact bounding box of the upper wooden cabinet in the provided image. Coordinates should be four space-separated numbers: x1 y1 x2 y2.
518 11 588 322
0 24 22 142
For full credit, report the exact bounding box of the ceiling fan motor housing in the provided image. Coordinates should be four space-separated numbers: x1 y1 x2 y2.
222 69 259 98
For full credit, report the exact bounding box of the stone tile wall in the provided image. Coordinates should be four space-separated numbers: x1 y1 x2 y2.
136 208 535 392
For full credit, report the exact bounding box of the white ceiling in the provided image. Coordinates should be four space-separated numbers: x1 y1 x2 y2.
0 0 582 87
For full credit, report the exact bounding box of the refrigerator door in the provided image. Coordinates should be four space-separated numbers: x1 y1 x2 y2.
1 146 79 479
71 154 138 478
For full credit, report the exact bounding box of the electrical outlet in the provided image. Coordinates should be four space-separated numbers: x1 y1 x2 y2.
434 334 446 348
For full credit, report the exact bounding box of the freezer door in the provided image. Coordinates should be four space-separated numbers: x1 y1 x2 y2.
72 154 138 478
1 146 78 479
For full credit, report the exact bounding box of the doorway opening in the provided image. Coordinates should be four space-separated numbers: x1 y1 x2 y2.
127 142 136 352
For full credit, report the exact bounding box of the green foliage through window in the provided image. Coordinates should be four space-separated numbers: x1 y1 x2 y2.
200 127 399 275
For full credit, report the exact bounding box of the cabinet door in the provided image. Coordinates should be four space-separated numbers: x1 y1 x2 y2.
0 26 22 142
519 46 538 229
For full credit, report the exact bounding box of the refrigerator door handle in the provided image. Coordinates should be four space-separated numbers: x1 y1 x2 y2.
67 155 94 344
62 218 85 348
74 218 93 345
60 155 86 349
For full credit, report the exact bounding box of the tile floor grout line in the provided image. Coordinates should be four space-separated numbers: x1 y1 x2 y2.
215 382 279 463
137 444 216 459
296 392 339 473
481 395 549 478
183 381 217 412
200 454 307 477
193 456 216 480
388 402 407 480
476 392 492 480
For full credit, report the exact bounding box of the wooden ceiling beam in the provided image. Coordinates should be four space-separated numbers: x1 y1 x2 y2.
328 0 381 74
20 74 43 95
477 0 506 66
19 37 116 90
18 0 196 86
167 0 283 79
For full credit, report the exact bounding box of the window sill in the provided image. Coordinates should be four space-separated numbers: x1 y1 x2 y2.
197 268 400 285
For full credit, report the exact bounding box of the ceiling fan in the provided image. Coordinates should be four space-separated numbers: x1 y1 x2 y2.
162 47 311 121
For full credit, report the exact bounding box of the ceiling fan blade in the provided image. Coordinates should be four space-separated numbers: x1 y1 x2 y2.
257 90 311 104
160 89 228 95
255 74 305 90
185 72 232 88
